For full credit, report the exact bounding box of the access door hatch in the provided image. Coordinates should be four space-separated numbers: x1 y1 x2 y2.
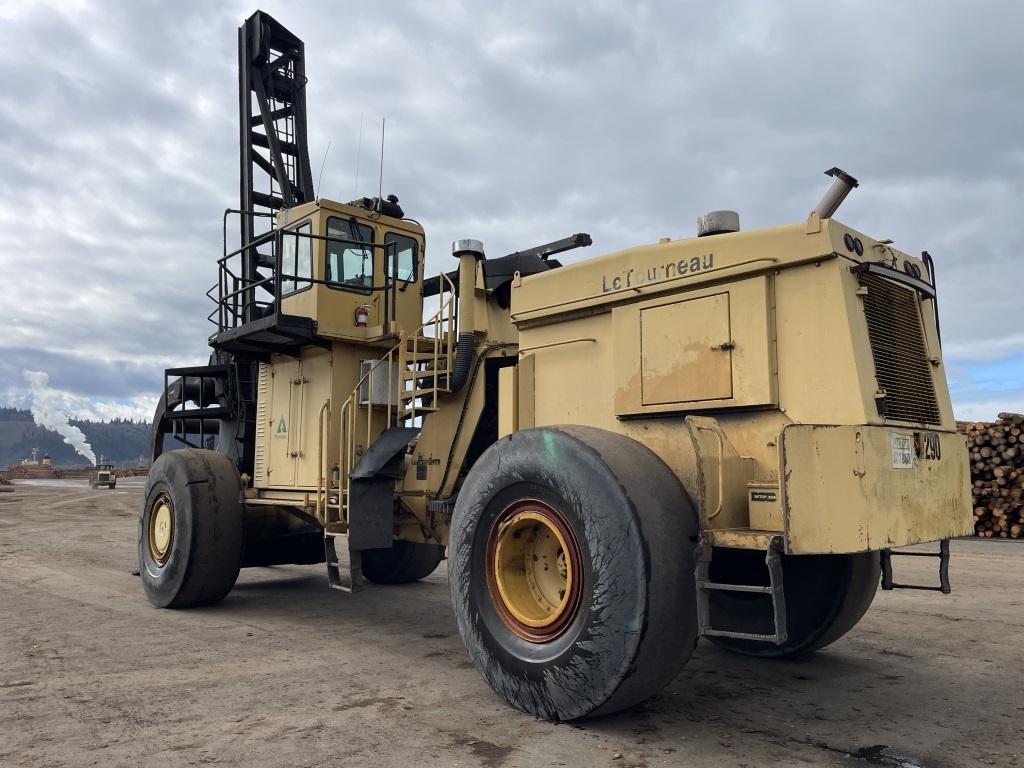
613 276 776 416
254 349 332 490
641 293 732 405
266 357 300 487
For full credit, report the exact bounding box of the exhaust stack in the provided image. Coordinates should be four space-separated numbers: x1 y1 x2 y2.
814 167 859 219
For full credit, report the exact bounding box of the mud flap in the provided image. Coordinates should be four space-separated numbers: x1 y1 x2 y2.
348 478 396 550
346 426 417 552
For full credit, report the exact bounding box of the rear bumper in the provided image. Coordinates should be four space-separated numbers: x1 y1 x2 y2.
780 424 973 554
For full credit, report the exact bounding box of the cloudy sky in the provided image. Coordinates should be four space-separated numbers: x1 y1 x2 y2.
1 0 1021 422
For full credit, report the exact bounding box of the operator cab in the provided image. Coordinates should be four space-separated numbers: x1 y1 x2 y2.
275 195 424 339
212 195 425 355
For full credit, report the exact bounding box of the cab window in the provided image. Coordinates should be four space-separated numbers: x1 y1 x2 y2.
326 217 374 292
280 222 312 295
385 232 418 283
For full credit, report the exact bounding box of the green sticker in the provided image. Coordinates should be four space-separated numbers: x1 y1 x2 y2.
276 415 287 435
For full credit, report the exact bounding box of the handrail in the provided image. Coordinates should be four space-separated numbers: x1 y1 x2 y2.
341 272 457 418
315 400 329 526
210 226 409 332
334 271 458 526
695 423 725 521
518 337 596 355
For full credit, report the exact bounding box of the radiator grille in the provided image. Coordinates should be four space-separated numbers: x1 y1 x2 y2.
859 272 941 425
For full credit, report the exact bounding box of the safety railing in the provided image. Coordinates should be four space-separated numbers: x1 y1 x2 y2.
208 209 401 335
323 272 457 532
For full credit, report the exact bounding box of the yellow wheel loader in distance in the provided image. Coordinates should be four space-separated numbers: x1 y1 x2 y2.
90 463 117 489
140 10 972 722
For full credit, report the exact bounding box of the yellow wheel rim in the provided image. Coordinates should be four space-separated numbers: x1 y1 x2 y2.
148 494 174 565
487 501 582 643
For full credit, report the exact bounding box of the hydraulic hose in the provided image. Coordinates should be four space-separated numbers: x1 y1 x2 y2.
448 332 476 393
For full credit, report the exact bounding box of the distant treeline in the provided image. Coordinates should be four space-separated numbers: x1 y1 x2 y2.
0 407 151 468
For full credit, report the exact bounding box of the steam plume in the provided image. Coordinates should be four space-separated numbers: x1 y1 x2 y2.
22 370 97 466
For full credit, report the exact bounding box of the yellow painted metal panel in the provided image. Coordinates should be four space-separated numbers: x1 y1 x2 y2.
613 277 775 416
267 356 299 487
510 221 833 324
531 316 619 431
640 293 732 404
498 365 518 438
294 350 333 488
517 353 535 430
685 416 753 530
747 483 783 531
781 425 973 553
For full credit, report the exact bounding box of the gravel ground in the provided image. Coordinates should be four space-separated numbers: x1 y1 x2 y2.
1 479 1021 768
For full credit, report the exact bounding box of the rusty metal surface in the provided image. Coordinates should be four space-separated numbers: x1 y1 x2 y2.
781 425 974 553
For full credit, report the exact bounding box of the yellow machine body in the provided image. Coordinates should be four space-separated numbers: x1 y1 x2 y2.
245 202 971 557
500 215 972 554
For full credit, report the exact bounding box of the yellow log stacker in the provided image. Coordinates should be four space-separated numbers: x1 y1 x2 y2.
141 11 973 720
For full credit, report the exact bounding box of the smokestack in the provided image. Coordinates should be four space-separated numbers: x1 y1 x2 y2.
813 167 859 219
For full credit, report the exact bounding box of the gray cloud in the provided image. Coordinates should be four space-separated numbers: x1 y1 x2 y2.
1 0 1021 420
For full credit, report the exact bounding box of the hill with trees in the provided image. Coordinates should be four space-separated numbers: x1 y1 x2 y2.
0 407 151 468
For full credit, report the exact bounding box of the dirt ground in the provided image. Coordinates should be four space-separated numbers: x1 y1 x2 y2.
1 480 1021 768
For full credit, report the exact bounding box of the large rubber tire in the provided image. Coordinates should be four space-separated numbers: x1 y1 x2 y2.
361 540 445 584
139 449 244 608
706 548 880 659
449 426 700 721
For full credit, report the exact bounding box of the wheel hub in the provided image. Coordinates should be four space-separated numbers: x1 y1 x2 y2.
486 500 582 643
148 494 174 565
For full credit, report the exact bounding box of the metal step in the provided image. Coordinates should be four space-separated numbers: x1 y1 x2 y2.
405 350 450 362
405 336 453 354
397 406 439 422
403 387 445 398
324 534 364 593
401 368 450 382
695 534 788 644
881 539 951 594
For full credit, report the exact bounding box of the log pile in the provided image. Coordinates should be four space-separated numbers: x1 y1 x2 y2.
960 413 1024 538
4 463 57 480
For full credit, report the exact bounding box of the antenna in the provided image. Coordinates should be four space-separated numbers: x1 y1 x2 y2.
378 116 386 201
315 140 331 199
354 112 363 197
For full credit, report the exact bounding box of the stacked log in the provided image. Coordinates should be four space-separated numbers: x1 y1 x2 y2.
959 413 1024 538
4 463 58 480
